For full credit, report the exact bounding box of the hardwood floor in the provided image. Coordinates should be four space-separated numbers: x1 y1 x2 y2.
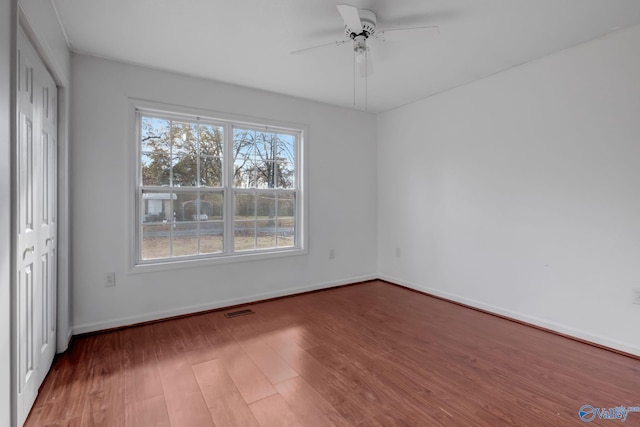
25 280 640 426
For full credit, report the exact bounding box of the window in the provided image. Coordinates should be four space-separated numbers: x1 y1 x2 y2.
134 106 303 266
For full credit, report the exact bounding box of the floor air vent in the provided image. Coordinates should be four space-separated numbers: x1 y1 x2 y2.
224 309 255 318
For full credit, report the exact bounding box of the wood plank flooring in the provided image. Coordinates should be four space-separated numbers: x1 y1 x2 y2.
25 280 640 426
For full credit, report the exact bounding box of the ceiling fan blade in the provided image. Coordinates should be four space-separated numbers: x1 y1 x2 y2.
290 40 348 55
336 4 362 32
375 25 440 42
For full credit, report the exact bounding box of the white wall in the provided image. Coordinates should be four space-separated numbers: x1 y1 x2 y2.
70 54 378 333
19 0 70 83
1 1 16 424
378 24 640 356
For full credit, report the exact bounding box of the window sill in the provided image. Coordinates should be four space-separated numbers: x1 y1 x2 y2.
129 247 308 275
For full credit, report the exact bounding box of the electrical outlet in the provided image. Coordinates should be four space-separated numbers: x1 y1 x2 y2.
329 249 335 260
633 287 640 305
104 272 116 287
395 247 401 258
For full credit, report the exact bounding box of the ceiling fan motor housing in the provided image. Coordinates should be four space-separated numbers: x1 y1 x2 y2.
344 9 377 39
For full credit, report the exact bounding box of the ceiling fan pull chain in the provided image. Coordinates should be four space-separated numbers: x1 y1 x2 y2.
353 50 356 106
364 49 368 111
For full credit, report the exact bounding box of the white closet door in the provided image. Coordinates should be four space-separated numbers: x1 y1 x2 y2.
16 29 58 427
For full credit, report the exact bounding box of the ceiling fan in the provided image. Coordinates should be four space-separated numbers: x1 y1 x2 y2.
291 4 440 108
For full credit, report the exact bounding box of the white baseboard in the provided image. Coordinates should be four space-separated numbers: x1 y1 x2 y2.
71 273 640 357
72 274 377 335
378 274 640 357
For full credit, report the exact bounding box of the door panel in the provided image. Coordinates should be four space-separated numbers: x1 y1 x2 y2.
16 35 39 426
17 262 37 422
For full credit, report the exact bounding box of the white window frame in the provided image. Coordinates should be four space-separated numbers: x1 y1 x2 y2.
129 100 307 273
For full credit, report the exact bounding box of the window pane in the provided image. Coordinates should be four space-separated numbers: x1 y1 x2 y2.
234 128 255 159
234 192 255 251
234 221 255 251
200 156 223 187
172 221 198 257
200 192 223 220
234 143 253 162
199 123 224 187
200 221 223 254
141 117 170 154
142 153 171 186
199 124 223 157
234 158 256 188
171 122 197 157
256 160 276 189
172 155 198 187
277 193 295 217
257 194 276 219
277 194 295 248
255 132 275 161
254 132 278 189
277 218 295 248
277 134 295 188
142 190 174 223
277 134 295 164
256 219 276 249
235 192 256 219
198 191 223 254
277 159 295 189
142 223 171 260
233 127 255 188
175 191 200 221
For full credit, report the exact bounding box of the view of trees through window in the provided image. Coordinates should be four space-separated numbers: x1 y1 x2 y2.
137 110 299 263
232 128 295 252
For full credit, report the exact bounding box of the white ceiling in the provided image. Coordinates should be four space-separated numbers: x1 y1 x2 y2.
51 0 640 113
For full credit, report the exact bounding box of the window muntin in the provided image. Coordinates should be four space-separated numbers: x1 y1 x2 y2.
135 108 301 265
